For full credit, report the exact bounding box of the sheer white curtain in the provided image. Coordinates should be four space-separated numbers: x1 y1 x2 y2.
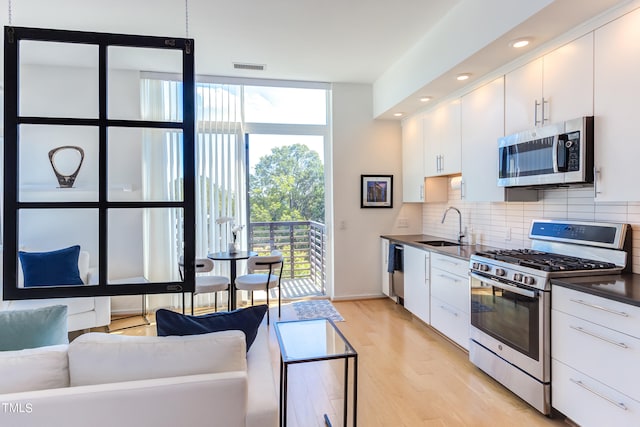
141 78 246 285
195 83 246 258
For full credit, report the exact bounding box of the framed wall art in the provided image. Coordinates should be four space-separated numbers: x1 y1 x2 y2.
361 175 393 208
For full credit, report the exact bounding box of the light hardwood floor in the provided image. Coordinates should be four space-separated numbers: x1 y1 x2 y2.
102 298 569 427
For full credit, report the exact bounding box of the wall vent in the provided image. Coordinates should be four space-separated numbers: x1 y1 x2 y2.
233 62 266 71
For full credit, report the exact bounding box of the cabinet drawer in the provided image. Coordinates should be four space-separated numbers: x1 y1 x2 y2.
552 359 640 427
431 268 469 314
431 253 468 277
552 309 640 401
430 296 469 350
552 285 640 339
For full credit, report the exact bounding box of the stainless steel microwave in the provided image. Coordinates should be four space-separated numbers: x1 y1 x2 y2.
498 116 594 188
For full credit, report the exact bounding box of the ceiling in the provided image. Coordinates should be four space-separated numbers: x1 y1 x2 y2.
1 0 633 119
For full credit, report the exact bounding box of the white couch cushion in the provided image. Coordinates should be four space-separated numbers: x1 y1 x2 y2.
0 344 69 393
68 330 247 386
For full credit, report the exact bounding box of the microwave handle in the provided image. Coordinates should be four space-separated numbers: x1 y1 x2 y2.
552 135 560 173
556 134 569 172
470 272 537 298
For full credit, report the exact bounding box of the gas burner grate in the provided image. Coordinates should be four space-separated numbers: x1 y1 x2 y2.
475 249 618 272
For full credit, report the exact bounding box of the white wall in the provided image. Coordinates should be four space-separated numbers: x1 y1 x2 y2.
422 182 640 274
330 83 421 300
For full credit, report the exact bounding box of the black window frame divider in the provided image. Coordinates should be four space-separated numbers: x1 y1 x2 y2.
3 26 196 299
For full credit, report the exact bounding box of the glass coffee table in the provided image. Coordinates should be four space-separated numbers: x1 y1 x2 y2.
274 318 358 427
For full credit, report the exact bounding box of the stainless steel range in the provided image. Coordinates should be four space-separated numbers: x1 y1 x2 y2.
469 219 630 415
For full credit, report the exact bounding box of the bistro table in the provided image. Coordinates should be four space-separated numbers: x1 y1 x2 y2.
207 250 256 310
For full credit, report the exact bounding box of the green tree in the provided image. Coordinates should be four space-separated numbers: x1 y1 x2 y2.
250 144 324 223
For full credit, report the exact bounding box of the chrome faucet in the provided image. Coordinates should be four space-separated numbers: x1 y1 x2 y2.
441 206 465 244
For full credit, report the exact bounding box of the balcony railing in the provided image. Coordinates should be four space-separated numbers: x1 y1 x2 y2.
248 220 326 296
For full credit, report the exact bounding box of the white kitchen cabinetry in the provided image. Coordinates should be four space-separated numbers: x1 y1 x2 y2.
461 77 504 202
402 114 425 202
380 238 392 299
402 113 448 203
593 8 640 202
424 99 461 177
551 285 640 426
403 245 430 324
460 77 538 202
505 33 593 135
429 253 469 349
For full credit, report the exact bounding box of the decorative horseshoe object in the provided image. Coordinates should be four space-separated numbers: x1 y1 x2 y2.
48 146 85 188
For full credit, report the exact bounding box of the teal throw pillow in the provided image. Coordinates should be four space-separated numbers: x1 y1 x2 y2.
155 305 268 351
19 245 84 287
0 305 69 351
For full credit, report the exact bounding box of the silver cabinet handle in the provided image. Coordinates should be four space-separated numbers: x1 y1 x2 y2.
594 167 601 196
534 99 541 126
439 304 459 317
569 378 628 411
570 325 628 349
542 97 549 124
569 298 628 317
436 258 463 267
436 273 462 283
440 155 444 173
420 184 424 201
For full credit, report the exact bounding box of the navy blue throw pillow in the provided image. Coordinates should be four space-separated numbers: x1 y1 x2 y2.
18 245 84 287
156 305 268 351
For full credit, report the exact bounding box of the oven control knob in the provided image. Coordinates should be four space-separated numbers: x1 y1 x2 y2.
480 264 490 272
513 273 523 282
472 262 479 270
495 268 506 277
523 276 536 286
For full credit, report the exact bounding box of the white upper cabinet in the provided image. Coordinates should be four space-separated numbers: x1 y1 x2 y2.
402 114 425 202
505 33 594 135
461 77 505 202
460 77 538 202
424 99 461 177
594 7 640 202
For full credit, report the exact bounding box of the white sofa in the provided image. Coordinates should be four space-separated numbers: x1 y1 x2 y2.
0 250 111 332
0 326 278 427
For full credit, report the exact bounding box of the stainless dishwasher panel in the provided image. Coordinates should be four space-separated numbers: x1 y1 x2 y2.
391 245 404 304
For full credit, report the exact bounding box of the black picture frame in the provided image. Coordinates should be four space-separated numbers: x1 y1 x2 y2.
361 175 393 208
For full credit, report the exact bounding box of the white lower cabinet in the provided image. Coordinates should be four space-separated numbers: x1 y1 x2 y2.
430 253 469 349
551 285 640 426
552 360 640 427
403 245 430 324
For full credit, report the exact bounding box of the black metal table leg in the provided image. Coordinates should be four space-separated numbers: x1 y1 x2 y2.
353 355 358 426
344 358 349 426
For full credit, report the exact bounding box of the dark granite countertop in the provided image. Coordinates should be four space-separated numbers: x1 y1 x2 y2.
551 274 640 308
380 234 500 261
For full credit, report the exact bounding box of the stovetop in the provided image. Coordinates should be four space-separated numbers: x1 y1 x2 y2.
473 249 618 273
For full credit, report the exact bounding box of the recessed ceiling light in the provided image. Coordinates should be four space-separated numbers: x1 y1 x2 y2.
393 112 404 117
456 73 471 81
420 96 432 102
509 38 531 48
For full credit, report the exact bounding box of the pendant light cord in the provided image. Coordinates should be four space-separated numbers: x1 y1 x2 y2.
8 0 12 25
184 0 189 38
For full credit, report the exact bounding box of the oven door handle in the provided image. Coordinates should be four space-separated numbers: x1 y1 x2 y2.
470 272 537 298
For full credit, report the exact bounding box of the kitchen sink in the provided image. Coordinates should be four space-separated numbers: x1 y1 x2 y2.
418 240 461 247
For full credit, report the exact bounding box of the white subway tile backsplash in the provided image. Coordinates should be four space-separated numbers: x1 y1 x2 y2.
422 186 640 273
